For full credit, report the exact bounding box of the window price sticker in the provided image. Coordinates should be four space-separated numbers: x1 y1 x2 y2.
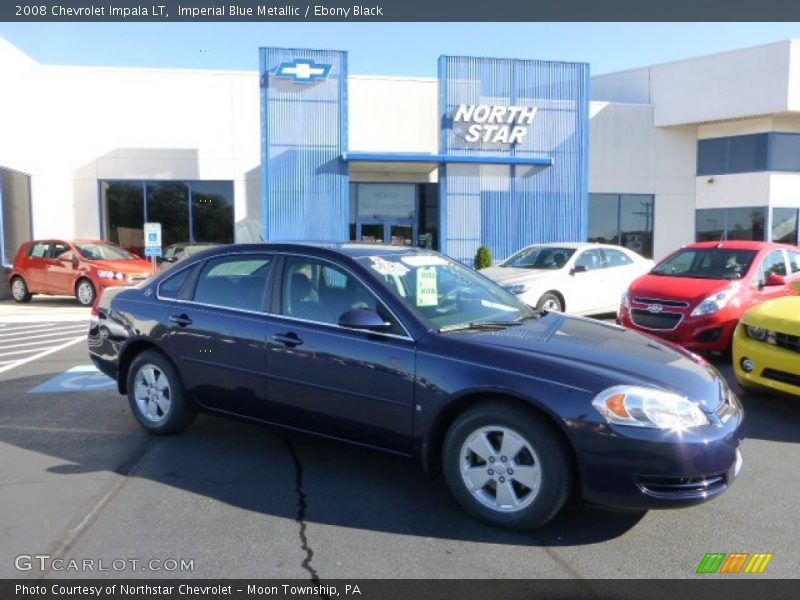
416 266 438 307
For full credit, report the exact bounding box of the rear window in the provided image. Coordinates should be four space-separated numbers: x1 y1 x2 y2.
651 248 757 280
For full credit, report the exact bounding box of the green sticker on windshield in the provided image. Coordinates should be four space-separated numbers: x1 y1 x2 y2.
417 266 438 307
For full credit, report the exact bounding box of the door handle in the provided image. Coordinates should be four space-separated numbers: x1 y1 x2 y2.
168 313 193 327
273 332 303 347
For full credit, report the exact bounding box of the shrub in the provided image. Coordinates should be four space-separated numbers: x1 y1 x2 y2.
474 245 492 270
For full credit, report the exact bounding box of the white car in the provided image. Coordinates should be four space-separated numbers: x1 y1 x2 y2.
480 242 654 315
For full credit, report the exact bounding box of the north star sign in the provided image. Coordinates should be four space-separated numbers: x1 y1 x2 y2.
453 104 537 144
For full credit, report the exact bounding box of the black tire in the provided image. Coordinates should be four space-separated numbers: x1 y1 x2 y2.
75 278 96 306
127 350 196 435
442 402 573 530
10 276 32 303
536 292 563 312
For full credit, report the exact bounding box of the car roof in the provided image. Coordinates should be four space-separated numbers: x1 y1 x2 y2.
206 241 442 259
517 242 622 250
684 241 794 251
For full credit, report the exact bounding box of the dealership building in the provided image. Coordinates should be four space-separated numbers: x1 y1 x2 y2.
2 36 800 295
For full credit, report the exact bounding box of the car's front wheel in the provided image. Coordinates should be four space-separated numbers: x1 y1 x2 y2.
10 276 32 303
127 350 195 434
442 402 573 530
75 278 96 306
536 292 563 312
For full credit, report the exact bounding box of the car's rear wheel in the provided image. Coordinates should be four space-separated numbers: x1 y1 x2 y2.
10 277 32 303
442 402 572 530
536 292 563 312
75 279 96 306
127 350 195 434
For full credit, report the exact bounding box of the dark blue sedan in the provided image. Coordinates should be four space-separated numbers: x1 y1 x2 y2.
88 243 744 529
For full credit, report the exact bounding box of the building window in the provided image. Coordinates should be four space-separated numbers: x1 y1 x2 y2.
772 207 799 244
698 132 800 175
0 167 33 267
588 194 654 258
695 207 766 242
101 180 234 255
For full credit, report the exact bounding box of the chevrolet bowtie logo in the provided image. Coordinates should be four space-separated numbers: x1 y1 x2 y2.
275 59 332 83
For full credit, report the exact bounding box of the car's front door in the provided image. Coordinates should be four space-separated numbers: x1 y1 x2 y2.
264 254 416 452
753 249 793 304
46 240 75 295
565 248 608 314
161 253 273 415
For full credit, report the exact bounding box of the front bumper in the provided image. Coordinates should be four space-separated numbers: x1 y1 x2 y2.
572 407 744 510
619 305 736 352
733 325 800 398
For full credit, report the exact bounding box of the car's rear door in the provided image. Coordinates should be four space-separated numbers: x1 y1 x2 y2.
160 253 273 416
23 241 52 292
263 253 416 453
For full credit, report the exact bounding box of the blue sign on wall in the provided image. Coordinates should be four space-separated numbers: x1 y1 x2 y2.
259 48 348 242
439 56 590 263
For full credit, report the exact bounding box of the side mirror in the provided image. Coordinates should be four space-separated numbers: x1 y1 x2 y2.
765 273 787 287
570 265 588 275
338 308 392 332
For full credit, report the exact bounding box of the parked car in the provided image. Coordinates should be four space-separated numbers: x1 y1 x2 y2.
158 243 221 270
733 280 800 398
619 241 800 352
480 242 653 314
10 239 153 306
89 243 743 530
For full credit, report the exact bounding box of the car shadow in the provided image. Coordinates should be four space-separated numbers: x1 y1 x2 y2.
1 371 646 547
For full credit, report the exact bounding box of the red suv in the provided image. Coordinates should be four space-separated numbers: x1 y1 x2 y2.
619 241 800 352
10 239 153 306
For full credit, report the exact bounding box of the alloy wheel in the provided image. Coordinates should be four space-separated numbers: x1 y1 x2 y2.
133 364 172 423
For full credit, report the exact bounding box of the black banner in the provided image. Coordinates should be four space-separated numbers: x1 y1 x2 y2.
3 580 800 600
5 0 800 21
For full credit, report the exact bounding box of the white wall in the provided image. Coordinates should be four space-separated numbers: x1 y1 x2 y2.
589 102 697 259
0 40 262 241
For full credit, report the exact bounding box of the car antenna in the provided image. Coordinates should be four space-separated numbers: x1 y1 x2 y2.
716 230 727 248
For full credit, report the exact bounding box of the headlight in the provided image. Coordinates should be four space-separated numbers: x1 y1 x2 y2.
97 270 123 280
504 282 529 295
690 289 735 317
745 325 767 341
592 385 710 430
621 290 630 309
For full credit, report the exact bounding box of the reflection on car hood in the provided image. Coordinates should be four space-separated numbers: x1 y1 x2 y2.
456 313 724 411
631 274 733 304
90 259 153 273
741 296 800 336
480 266 560 285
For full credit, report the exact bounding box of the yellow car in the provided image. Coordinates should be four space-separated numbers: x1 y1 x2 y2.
733 281 800 397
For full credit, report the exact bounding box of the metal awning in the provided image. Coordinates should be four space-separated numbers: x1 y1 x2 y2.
342 152 553 167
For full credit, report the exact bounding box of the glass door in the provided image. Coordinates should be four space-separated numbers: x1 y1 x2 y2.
357 219 417 246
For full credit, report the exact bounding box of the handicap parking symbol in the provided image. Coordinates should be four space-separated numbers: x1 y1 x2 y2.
29 365 116 394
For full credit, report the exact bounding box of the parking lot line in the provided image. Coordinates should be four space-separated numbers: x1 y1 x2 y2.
0 336 86 374
0 327 87 344
1 337 89 350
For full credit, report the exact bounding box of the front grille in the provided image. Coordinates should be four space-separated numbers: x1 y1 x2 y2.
774 332 800 354
695 327 722 343
635 474 727 498
630 309 682 330
762 368 800 388
634 297 690 308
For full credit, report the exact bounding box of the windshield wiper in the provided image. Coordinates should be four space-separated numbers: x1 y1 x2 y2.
439 320 524 333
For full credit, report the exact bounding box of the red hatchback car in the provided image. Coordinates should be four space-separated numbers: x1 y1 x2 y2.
619 241 800 352
10 239 153 306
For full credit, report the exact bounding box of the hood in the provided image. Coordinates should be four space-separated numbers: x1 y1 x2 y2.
741 296 800 336
89 258 152 273
481 266 563 286
452 313 725 412
630 273 734 305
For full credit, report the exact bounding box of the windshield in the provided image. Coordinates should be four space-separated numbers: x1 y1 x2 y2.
501 246 575 270
355 253 535 331
76 242 137 261
651 248 757 280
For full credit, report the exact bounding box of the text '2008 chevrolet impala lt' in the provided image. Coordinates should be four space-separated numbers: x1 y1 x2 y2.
88 243 743 530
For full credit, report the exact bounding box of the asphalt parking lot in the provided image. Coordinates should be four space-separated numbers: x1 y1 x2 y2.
0 300 798 580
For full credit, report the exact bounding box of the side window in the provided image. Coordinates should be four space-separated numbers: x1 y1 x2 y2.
789 251 800 274
192 255 272 311
50 242 70 259
281 256 402 333
602 248 634 268
158 267 193 299
28 242 50 258
759 250 787 280
574 249 602 271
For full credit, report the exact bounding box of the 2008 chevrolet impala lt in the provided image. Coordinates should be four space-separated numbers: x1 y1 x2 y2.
88 243 744 529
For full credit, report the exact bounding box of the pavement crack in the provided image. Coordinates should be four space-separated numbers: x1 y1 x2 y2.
283 438 326 593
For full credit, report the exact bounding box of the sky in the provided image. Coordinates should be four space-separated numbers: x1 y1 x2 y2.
1 22 800 76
